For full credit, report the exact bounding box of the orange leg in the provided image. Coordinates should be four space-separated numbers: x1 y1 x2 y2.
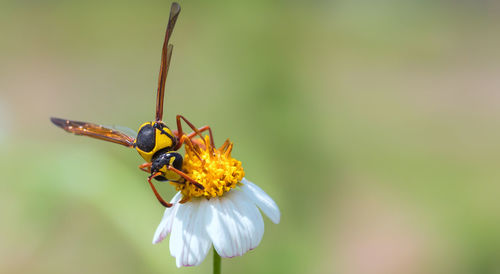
186 125 212 139
167 166 205 190
174 115 215 150
139 162 152 173
173 132 205 149
148 172 173 208
186 125 214 148
140 160 203 190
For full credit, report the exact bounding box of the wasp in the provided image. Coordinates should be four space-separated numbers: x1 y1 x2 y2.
51 2 214 208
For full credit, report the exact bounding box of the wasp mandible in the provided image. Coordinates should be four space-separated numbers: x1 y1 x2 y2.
51 2 215 208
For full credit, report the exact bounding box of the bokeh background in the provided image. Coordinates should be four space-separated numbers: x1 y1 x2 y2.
1 0 500 273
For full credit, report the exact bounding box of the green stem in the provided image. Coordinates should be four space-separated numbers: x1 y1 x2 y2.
213 247 221 274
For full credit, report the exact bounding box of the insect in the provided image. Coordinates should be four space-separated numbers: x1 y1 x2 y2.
51 2 214 208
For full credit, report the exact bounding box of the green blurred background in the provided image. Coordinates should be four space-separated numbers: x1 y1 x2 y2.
1 0 500 273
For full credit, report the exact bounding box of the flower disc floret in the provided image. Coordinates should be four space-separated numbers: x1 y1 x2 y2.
174 136 244 200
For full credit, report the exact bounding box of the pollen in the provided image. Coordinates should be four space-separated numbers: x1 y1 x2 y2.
174 135 244 201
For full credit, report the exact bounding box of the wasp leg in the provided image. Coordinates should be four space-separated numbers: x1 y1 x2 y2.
174 115 215 150
176 133 202 150
148 172 173 208
187 125 213 143
139 162 152 173
173 131 204 148
174 125 213 141
166 166 205 190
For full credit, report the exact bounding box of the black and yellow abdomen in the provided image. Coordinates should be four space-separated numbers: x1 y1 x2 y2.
135 121 177 162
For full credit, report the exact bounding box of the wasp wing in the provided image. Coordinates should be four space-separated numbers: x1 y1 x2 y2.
50 117 135 148
106 124 138 139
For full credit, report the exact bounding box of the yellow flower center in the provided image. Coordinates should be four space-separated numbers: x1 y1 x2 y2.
173 136 244 201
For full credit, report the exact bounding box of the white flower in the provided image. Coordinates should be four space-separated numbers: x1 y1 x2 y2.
152 178 280 267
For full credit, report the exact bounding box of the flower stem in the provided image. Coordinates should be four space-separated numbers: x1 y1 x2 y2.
213 247 221 274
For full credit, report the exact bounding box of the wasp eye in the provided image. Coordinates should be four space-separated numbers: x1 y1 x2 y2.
136 124 155 152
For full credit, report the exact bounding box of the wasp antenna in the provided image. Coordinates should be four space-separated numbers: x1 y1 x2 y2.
155 2 181 122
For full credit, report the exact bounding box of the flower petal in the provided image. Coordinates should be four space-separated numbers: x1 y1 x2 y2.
219 195 246 257
152 192 183 244
169 202 194 260
230 190 264 251
240 178 281 224
206 197 233 257
206 191 264 258
169 198 211 267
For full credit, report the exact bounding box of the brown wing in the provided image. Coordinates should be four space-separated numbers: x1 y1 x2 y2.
155 2 180 121
50 117 135 148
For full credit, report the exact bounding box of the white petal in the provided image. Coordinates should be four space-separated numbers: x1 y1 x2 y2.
152 192 183 244
170 202 194 260
169 199 211 267
206 192 263 258
206 197 234 258
240 178 281 224
219 195 246 257
229 190 264 251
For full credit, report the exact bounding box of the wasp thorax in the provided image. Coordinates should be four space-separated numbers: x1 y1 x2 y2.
135 121 177 163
